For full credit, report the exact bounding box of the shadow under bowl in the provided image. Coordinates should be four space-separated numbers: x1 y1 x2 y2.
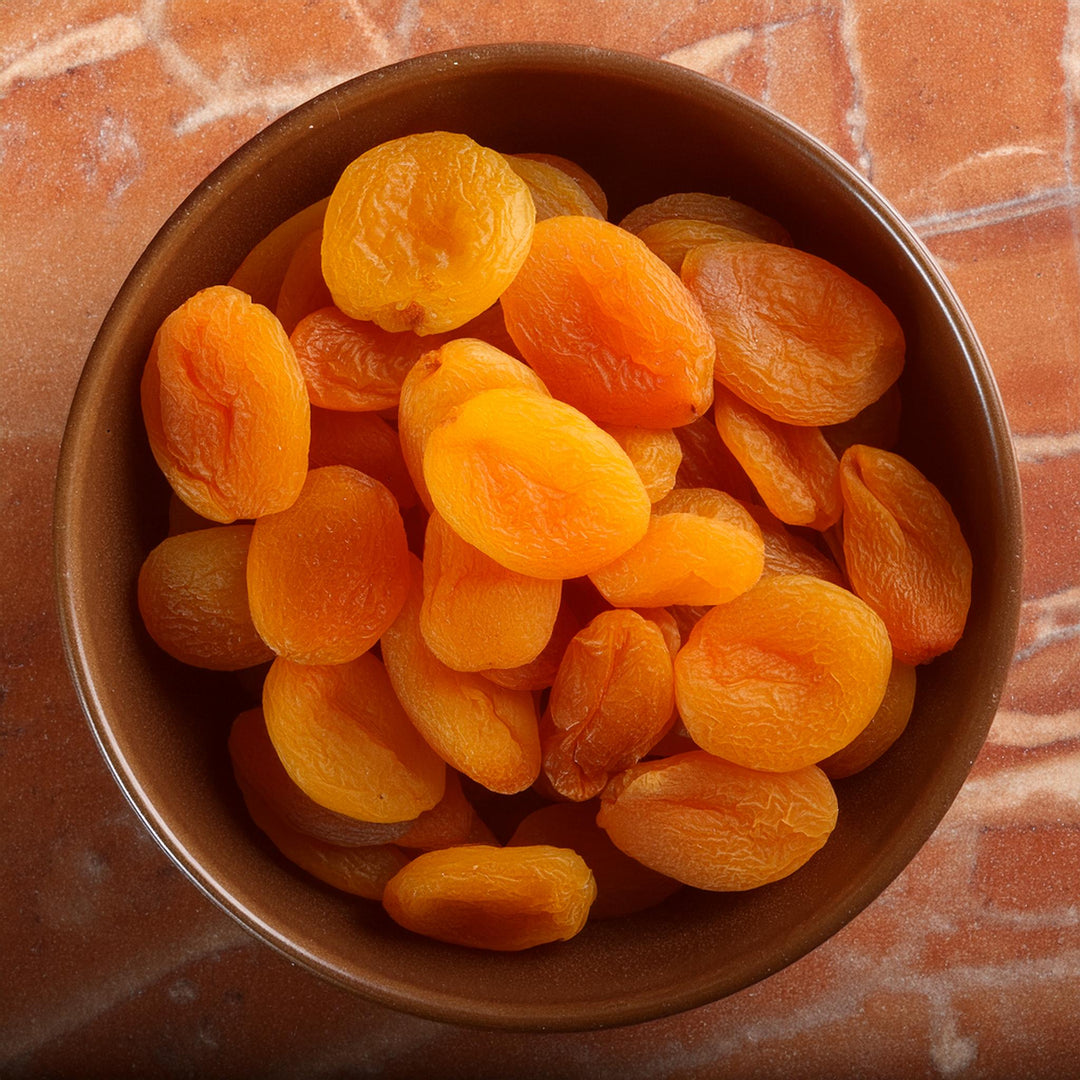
54 43 1023 1031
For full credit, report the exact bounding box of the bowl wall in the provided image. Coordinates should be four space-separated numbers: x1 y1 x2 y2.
54 43 1023 1030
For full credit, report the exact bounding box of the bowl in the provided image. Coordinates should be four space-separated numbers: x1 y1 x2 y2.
54 43 1023 1031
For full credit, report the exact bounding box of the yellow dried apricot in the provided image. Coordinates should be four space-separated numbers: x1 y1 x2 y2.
500 215 716 428
141 284 310 523
424 387 651 579
839 445 972 664
503 154 605 220
513 152 609 216
262 651 446 823
674 574 892 771
321 131 534 334
601 425 683 503
382 844 595 950
597 751 837 891
137 525 273 671
247 465 409 665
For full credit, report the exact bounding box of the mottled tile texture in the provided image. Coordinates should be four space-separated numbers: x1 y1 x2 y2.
2 1 1078 1076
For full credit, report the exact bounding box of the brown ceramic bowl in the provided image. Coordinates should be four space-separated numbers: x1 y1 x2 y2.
54 43 1023 1031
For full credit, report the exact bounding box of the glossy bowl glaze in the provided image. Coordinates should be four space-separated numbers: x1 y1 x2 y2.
54 43 1023 1031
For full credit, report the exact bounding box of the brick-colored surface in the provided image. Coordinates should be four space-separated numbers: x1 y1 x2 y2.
2 2 1077 1076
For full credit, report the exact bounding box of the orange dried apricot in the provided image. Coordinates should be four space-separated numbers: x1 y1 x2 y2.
228 196 329 310
394 770 498 851
673 413 758 503
740 500 847 586
141 284 310 523
674 574 892 771
479 601 581 692
381 556 542 794
398 337 549 510
137 525 273 670
620 192 791 245
541 610 674 801
321 131 534 334
589 487 764 608
420 511 562 672
500 215 716 428
513 152 609 216
424 387 651 579
820 658 917 779
307 406 417 509
839 445 972 665
382 844 595 950
683 241 905 425
601 425 682 503
275 227 333 335
503 154 605 220
229 707 412 846
262 651 446 823
597 751 837 891
713 383 842 530
637 217 766 273
247 465 409 665
508 801 681 919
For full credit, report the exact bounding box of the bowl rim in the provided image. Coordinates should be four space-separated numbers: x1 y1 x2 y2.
53 42 1024 1031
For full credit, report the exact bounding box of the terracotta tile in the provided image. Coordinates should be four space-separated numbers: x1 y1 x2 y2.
1016 455 1080 599
850 0 1070 217
1001 590 1080 718
974 822 1080 913
921 209 1080 438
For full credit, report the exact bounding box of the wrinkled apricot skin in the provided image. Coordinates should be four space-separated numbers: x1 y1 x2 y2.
503 155 605 220
275 227 333 335
740 501 847 586
683 242 905 426
394 771 498 851
262 651 446 824
141 285 310 523
820 659 917 778
541 610 675 801
398 337 548 510
597 751 837 891
839 445 972 665
713 383 842 530
381 556 542 795
637 217 766 273
673 414 758 503
620 193 791 245
674 574 893 772
420 511 561 672
229 707 412 846
424 387 651 580
509 801 681 919
602 425 682 503
321 131 535 334
500 216 716 428
381 844 596 950
480 602 581 692
247 465 409 666
589 486 764 608
513 153 609 217
137 525 273 671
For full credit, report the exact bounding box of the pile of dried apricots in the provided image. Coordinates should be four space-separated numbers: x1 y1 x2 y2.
137 131 972 951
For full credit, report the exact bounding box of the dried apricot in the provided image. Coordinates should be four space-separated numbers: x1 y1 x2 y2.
479 601 581 692
424 387 651 579
275 227 333 335
513 152 609 216
820 659 917 779
674 574 892 771
141 284 310 523
601 425 682 503
673 413 758 503
509 801 680 919
382 844 595 950
503 154 605 220
262 651 446 823
137 525 272 670
839 445 972 664
420 511 561 672
597 751 837 891
620 192 791 245
683 241 905 425
394 770 497 851
541 609 675 801
321 131 534 334
637 217 766 273
381 556 541 795
713 383 842 530
247 465 409 665
229 707 412 846
740 501 846 586
589 487 764 608
500 215 716 428
398 337 548 511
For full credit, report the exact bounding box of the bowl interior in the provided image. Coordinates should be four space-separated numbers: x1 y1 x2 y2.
55 44 1023 1031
